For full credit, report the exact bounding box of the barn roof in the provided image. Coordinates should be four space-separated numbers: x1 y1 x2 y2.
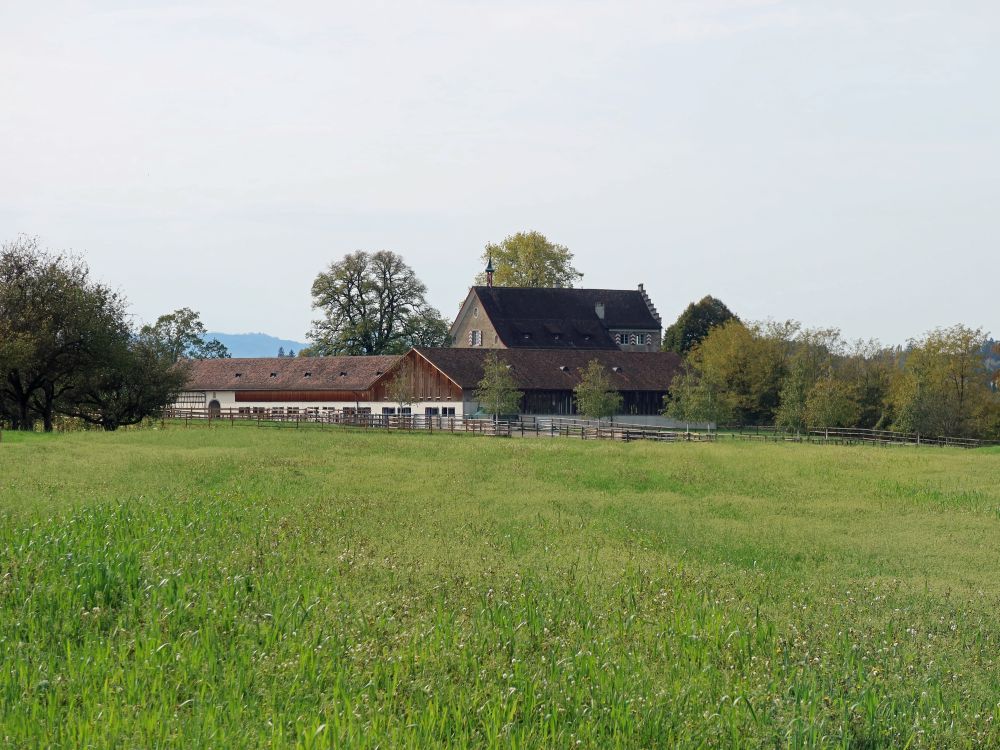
469 286 660 349
181 355 401 391
413 348 681 391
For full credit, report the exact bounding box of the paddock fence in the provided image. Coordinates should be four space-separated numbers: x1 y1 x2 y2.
161 408 718 443
722 424 990 449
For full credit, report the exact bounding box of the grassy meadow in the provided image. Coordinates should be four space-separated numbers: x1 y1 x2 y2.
1 425 999 748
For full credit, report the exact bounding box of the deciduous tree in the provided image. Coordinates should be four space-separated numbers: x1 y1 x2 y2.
0 236 127 431
59 334 188 431
385 358 417 414
476 231 582 288
309 251 450 355
475 352 522 418
890 325 992 437
663 319 787 426
573 360 623 421
140 308 230 360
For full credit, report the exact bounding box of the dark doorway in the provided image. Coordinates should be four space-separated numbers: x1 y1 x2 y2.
208 400 221 418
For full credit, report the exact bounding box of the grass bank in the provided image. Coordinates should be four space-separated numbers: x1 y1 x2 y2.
2 427 999 747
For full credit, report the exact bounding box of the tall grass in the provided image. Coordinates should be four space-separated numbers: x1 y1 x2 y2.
1 427 999 747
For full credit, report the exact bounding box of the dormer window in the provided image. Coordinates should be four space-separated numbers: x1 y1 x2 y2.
559 365 569 372
269 372 277 378
304 372 312 378
612 366 622 373
234 373 242 379
339 371 348 377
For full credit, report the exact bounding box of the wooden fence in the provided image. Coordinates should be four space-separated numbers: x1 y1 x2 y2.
161 408 718 443
722 424 988 449
161 409 993 448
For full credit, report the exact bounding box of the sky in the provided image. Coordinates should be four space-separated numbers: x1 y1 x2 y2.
2 1 997 346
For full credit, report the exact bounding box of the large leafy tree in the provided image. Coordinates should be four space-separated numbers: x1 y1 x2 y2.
662 296 738 355
0 236 128 431
775 327 844 433
573 360 623 421
663 319 788 426
476 231 582 288
309 251 450 355
140 308 230 360
475 352 523 418
1 235 184 432
890 325 993 437
59 333 188 431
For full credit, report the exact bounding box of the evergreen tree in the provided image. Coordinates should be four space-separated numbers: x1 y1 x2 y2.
662 296 737 355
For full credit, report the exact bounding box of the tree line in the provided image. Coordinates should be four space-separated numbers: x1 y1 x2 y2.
0 236 229 431
661 296 1000 439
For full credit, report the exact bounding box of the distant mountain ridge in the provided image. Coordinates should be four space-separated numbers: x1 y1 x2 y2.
205 332 309 358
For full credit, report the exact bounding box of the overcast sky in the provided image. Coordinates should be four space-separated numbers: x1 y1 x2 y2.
2 1 997 345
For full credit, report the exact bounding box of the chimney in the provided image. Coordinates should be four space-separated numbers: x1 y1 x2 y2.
595 301 605 320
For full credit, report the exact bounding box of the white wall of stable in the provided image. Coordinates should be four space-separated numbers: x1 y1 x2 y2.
173 390 470 416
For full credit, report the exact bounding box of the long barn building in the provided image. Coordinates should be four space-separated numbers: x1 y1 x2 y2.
175 348 681 419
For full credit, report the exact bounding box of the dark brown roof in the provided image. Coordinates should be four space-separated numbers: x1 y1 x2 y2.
182 355 401 391
472 286 659 349
414 348 681 391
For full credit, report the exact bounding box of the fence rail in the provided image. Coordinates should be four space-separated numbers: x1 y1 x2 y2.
721 424 988 449
161 409 991 448
161 408 718 443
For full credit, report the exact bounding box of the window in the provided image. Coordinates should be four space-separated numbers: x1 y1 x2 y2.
400 407 412 415
442 407 456 416
270 372 277 378
382 407 396 415
238 407 250 415
304 372 311 378
473 305 479 317
234 373 242 379
468 330 483 346
287 407 299 415
425 407 440 416
270 407 284 415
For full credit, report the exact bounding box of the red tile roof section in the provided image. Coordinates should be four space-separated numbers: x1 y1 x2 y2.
413 348 681 391
182 355 402 392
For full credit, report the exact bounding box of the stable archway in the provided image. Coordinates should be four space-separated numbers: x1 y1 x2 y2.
208 399 221 418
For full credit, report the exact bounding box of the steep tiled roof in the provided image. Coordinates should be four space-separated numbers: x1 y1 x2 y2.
182 355 401 391
413 348 681 391
471 286 659 349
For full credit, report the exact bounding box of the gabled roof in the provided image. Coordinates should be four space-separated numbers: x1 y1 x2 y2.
181 355 401 391
414 348 681 391
470 286 659 349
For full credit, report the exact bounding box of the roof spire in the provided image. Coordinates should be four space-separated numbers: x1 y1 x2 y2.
485 256 495 288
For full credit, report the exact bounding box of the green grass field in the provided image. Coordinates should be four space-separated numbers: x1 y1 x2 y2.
2 426 999 748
